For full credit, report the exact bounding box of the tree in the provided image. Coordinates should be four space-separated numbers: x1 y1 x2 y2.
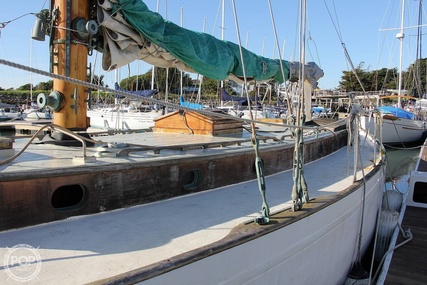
372 68 398 91
35 80 53 90
201 77 219 96
17 83 32 91
406 58 427 97
119 67 196 94
338 62 398 92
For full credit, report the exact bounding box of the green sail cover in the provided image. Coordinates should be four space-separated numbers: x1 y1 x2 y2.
100 0 323 85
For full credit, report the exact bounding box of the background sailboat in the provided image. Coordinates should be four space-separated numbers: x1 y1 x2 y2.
87 81 163 130
361 0 427 146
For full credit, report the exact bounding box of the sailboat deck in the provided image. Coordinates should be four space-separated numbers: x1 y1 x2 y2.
0 118 343 176
0 129 381 284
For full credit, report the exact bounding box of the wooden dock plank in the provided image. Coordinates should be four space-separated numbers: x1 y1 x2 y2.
385 206 427 285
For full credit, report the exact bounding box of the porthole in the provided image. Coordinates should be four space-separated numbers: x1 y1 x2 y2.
51 184 88 211
182 169 202 191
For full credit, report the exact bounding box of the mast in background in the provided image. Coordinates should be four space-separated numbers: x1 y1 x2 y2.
397 0 406 107
179 5 183 99
29 29 33 102
415 0 424 98
219 0 225 106
151 0 161 90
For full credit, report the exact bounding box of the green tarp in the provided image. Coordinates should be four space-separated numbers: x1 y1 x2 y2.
113 0 290 83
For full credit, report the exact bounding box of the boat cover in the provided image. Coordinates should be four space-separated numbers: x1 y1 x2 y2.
115 82 158 97
378 106 415 119
98 0 324 85
179 96 203 110
220 88 259 106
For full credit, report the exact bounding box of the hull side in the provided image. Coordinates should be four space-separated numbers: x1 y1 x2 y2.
98 153 385 285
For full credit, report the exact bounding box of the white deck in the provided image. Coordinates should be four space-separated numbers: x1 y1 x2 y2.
0 125 312 175
0 136 380 284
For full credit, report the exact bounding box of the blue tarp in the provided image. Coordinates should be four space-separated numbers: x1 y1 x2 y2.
311 106 329 113
179 96 203 110
378 106 415 119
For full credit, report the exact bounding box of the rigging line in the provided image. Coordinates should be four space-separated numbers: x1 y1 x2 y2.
267 0 291 113
353 114 369 266
232 0 271 222
267 0 287 85
322 0 343 44
230 0 253 125
374 1 395 90
297 0 307 120
307 32 321 68
211 0 222 36
416 0 423 96
323 0 366 93
0 13 36 29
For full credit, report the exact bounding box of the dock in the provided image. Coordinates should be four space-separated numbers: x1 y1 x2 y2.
384 206 427 284
384 141 427 285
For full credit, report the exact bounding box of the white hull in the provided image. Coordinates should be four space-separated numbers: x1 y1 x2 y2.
0 110 25 121
144 166 384 285
23 109 52 121
361 115 426 145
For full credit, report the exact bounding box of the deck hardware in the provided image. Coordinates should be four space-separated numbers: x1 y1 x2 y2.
252 135 270 224
37 90 65 112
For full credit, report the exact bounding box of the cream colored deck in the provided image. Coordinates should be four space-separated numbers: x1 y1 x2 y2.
0 133 380 284
0 123 318 175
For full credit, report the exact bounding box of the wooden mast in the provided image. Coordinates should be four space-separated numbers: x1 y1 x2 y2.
51 0 89 131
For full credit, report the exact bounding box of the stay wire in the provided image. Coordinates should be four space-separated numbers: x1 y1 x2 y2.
0 0 48 32
323 0 366 93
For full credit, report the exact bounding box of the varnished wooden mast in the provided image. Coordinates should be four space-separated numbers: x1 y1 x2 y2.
51 0 89 130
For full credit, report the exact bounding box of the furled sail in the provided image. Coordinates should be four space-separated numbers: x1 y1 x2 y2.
98 0 324 85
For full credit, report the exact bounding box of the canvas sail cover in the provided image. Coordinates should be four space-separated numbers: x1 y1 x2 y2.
98 0 324 85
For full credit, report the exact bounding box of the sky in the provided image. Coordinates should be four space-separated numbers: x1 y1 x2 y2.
0 0 425 91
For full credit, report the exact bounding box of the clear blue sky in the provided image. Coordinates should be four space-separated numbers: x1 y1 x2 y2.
0 0 424 91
